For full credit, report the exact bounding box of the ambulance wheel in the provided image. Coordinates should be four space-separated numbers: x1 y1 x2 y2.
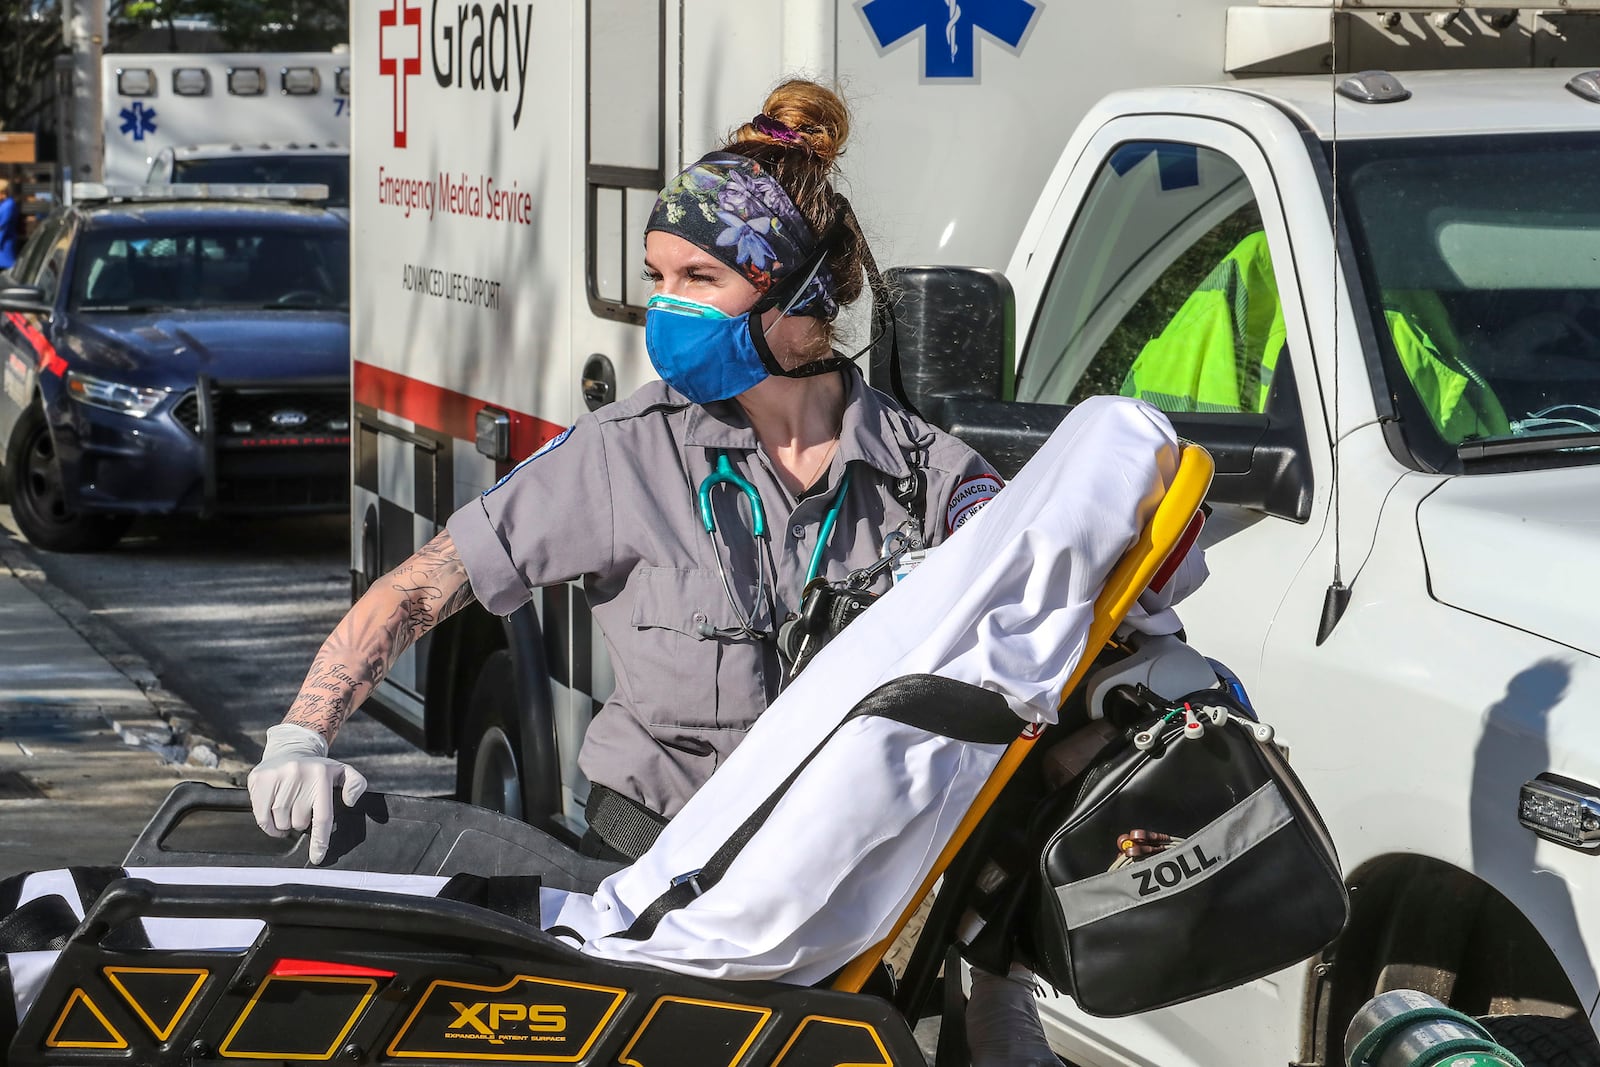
1479 1014 1600 1067
456 650 525 820
5 405 131 553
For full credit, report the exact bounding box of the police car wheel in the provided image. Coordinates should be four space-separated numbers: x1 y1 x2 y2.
456 650 525 820
5 405 131 553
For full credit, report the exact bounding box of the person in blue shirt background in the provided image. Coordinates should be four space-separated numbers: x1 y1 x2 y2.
0 178 20 272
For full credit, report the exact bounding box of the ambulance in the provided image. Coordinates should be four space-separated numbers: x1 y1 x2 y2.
100 51 351 183
349 2 1600 1064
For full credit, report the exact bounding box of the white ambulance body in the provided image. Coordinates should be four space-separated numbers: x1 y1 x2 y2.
101 51 352 182
347 0 1239 828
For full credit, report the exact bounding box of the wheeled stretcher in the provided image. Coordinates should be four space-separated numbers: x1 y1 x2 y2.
3 398 1215 1067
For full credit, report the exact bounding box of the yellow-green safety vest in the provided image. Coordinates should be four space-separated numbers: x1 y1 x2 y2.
1119 233 1510 444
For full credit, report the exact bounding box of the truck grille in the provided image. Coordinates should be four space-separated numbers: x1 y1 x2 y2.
170 387 351 442
218 391 350 438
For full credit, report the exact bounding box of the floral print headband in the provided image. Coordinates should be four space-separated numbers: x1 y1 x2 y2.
645 151 837 319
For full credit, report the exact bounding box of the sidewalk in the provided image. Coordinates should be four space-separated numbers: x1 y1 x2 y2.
0 530 244 877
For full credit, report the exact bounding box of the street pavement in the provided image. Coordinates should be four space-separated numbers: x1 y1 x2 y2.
0 532 243 877
0 501 455 884
0 508 456 791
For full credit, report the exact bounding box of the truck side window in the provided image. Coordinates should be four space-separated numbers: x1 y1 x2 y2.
32 221 75 304
1016 142 1274 414
10 213 63 285
584 0 666 325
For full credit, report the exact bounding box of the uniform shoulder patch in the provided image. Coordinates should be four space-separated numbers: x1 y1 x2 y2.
484 426 573 495
946 473 1004 535
530 426 573 459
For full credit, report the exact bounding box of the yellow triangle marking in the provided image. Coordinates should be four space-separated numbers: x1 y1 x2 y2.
46 988 128 1050
104 966 209 1041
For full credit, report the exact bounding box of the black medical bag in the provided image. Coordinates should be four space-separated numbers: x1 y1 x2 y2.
1020 689 1348 1016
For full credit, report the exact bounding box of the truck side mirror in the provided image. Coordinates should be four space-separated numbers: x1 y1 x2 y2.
0 286 51 316
870 266 1014 420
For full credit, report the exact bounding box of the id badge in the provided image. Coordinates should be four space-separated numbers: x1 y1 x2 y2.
891 548 929 585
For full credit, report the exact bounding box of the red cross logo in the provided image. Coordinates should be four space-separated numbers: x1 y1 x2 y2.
378 0 422 148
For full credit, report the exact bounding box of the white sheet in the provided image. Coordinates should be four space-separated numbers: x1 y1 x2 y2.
545 395 1186 983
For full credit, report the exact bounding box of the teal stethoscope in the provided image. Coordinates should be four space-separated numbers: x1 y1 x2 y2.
698 450 852 640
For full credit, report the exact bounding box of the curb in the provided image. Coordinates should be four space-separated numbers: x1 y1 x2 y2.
0 534 249 778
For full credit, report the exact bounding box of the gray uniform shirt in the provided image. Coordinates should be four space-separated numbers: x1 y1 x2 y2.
446 367 1001 818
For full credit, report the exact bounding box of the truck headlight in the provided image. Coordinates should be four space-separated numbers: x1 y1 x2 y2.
66 371 170 418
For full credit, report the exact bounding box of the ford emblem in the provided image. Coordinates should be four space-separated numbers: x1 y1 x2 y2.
270 409 309 429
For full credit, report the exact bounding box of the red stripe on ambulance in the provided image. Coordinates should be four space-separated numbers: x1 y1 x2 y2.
352 361 564 461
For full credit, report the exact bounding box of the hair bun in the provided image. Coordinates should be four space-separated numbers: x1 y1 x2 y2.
737 79 849 166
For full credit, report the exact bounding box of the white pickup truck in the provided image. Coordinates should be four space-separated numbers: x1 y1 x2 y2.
890 62 1600 1067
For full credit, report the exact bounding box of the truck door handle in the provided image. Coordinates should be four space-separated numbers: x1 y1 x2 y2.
582 353 616 411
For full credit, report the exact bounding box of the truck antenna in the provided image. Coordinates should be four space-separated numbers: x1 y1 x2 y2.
1317 10 1351 646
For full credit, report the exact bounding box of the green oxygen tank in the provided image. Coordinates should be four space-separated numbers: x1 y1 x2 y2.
1346 990 1524 1067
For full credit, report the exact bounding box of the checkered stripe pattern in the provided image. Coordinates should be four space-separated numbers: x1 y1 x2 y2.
351 405 471 694
351 405 604 754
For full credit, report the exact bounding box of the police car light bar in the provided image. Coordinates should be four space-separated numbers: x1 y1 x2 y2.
70 183 331 203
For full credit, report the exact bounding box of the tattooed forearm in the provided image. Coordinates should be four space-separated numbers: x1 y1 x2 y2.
283 530 476 743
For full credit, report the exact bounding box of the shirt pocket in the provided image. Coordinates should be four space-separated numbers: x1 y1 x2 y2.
627 566 766 736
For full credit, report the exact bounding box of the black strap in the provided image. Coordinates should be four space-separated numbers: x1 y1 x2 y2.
614 675 1017 942
70 866 129 915
586 783 670 862
0 894 80 953
438 873 543 928
0 871 25 917
0 950 15 1053
545 924 585 945
936 944 972 1066
73 867 150 949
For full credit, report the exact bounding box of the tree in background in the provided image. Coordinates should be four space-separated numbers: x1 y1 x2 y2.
0 4 56 133
0 0 347 136
179 0 346 51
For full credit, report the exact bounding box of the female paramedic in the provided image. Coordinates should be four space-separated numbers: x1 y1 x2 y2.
248 80 1061 1064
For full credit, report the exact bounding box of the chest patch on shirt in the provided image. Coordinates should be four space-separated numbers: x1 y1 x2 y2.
946 474 1003 535
485 426 572 495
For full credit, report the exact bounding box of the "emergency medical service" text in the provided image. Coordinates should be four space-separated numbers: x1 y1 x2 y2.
378 166 533 225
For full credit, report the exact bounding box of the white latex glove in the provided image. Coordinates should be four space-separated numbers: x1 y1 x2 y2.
248 723 368 865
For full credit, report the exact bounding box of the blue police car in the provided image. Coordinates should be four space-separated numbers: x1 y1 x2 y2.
0 186 349 551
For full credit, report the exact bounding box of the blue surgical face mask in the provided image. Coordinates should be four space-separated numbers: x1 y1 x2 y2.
644 294 771 405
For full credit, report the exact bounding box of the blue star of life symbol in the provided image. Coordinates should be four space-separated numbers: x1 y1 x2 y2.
860 0 1039 79
118 101 158 141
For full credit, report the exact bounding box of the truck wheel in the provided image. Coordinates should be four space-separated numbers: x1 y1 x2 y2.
455 650 525 820
1480 1015 1600 1067
5 405 131 553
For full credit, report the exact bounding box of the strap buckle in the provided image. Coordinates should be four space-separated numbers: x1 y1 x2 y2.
670 869 705 897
